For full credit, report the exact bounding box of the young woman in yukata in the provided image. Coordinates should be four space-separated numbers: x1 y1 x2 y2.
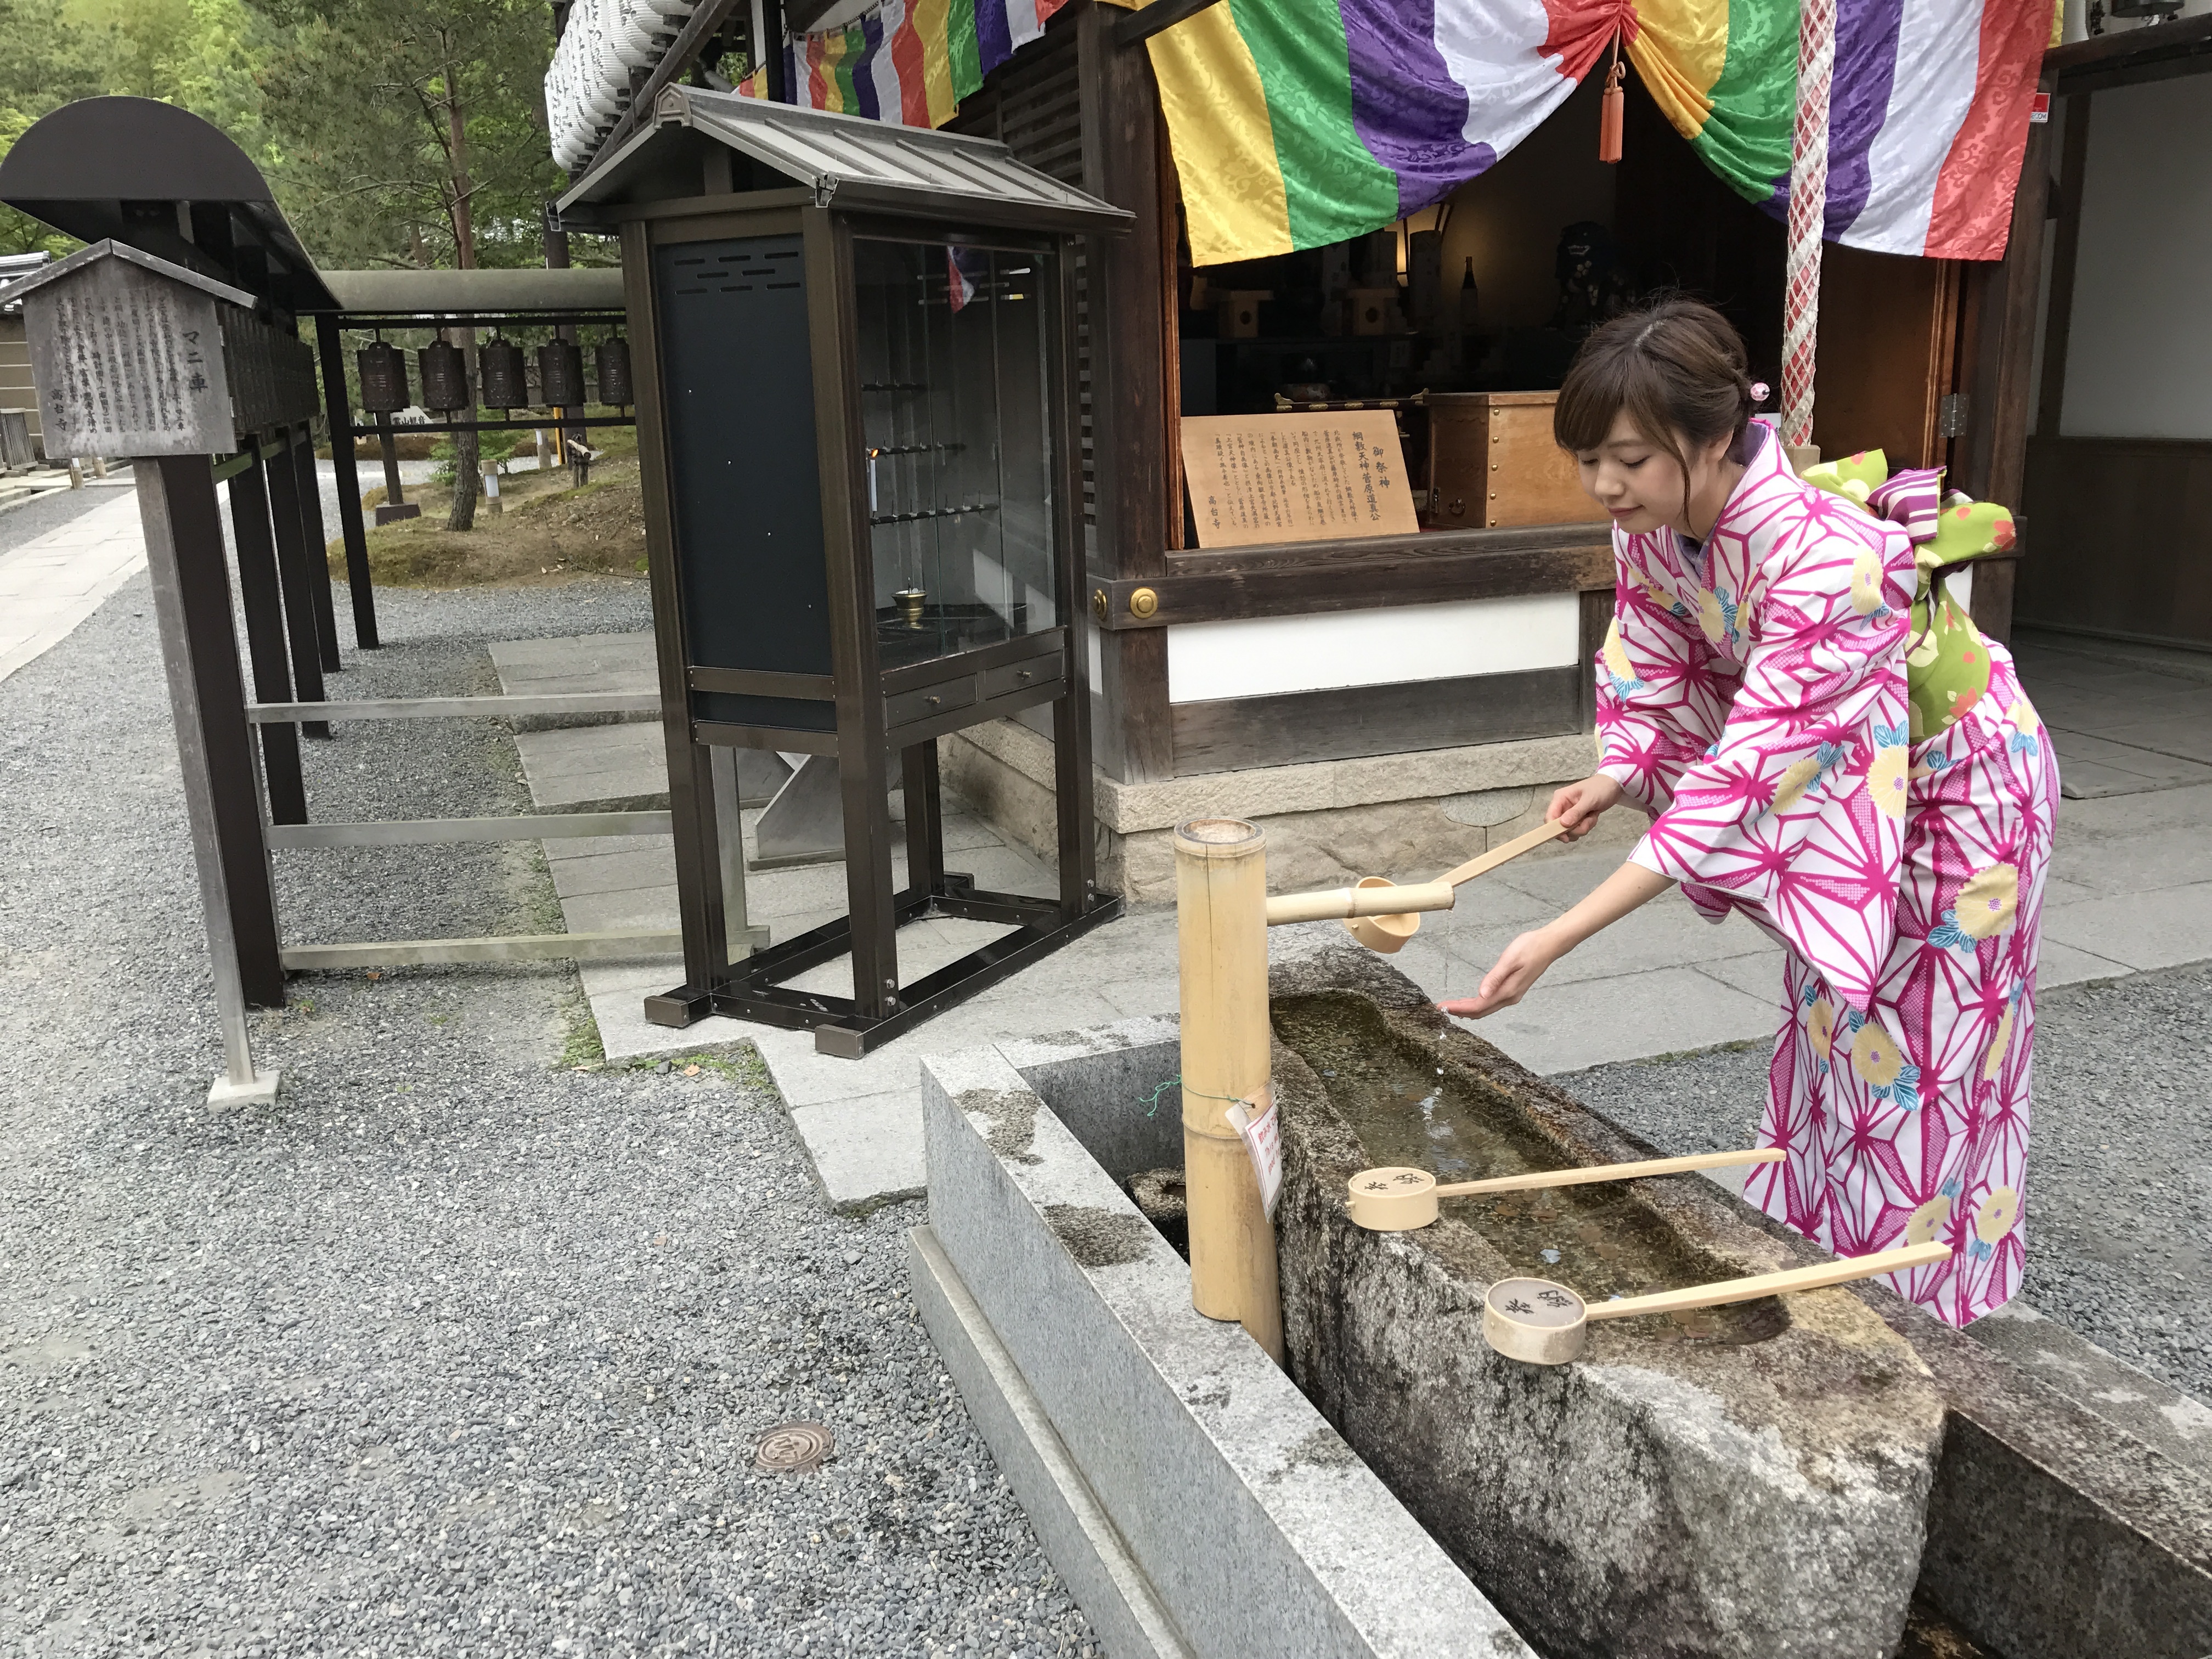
1440 300 2059 1328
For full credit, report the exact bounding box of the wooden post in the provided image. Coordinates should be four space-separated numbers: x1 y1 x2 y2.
1175 817 1284 1364
315 311 380 648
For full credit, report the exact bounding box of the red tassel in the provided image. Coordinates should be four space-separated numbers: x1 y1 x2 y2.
1599 37 1625 163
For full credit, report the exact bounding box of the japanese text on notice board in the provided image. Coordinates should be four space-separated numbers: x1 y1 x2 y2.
1178 412 1419 549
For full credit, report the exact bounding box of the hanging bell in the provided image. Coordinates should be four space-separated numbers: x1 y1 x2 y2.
538 340 586 408
418 340 471 413
595 337 633 407
356 340 410 414
479 339 528 409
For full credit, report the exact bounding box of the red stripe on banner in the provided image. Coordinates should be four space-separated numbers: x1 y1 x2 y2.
1539 0 1629 86
891 6 929 124
1923 0 2048 259
1037 0 1073 21
807 34 830 110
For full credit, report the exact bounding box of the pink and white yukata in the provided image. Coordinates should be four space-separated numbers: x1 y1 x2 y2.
1594 420 2059 1326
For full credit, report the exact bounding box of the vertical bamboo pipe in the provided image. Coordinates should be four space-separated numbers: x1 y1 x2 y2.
1174 818 1285 1365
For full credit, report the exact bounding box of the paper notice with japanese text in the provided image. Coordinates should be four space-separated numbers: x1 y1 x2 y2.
1223 1085 1283 1218
1179 413 1419 548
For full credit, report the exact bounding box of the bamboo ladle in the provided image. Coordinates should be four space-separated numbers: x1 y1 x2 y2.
1261 819 1573 953
1345 1147 1787 1232
1482 1241 1951 1365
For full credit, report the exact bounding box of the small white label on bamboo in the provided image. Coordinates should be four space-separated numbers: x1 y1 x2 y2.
1224 1086 1282 1218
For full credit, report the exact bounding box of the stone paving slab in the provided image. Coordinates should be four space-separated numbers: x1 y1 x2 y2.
0 490 146 682
2040 883 2212 976
514 724 670 812
487 631 658 730
2016 637 2212 799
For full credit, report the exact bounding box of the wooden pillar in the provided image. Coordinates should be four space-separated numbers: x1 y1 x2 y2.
901 741 946 897
1954 80 2053 644
315 312 380 648
1175 816 1284 1364
289 417 342 673
138 455 287 1018
224 456 307 825
1081 7 1175 783
262 430 333 736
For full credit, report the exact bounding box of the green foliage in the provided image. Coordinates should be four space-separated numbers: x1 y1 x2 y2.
249 0 562 271
1 0 562 274
0 0 105 255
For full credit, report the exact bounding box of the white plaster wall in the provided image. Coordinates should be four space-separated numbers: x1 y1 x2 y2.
2058 75 2212 440
1164 592 1581 704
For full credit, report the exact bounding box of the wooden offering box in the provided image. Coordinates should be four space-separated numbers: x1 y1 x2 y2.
1427 391 1610 529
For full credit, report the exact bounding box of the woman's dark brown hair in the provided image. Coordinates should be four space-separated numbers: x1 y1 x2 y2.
1553 299 1758 493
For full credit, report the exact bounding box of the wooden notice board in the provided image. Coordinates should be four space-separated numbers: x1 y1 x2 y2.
1180 412 1420 548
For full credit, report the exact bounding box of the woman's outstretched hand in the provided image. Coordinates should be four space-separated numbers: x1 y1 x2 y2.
1437 926 1568 1019
1549 774 1625 840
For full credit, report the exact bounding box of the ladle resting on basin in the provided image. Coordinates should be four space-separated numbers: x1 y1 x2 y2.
1482 1241 1951 1365
1345 1147 1787 1231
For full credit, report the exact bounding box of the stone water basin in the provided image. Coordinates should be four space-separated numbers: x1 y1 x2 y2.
1269 946 1950 1659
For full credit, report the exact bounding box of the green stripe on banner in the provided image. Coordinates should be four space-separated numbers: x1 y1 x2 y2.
1691 0 1799 203
836 24 864 114
949 0 984 99
1228 0 1398 250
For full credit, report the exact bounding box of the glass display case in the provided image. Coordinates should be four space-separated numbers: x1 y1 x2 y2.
564 90 1130 1056
858 238 1058 670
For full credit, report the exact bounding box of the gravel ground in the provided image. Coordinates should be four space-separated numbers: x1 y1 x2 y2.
0 574 1097 1657
314 458 439 541
1567 965 2212 1403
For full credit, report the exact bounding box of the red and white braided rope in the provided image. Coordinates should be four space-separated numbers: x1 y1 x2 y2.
1782 0 1837 450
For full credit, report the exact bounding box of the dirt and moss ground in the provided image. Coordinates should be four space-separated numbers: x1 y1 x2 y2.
324 426 650 589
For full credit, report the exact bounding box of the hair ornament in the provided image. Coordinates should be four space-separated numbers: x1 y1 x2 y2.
1750 381 1771 403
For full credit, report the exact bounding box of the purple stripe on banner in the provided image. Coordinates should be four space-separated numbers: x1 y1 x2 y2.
784 37 801 105
1340 0 1493 216
1822 0 1905 235
977 0 1013 78
856 14 884 120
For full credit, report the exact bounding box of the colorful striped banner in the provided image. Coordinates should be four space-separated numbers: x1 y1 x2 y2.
1139 0 2050 267
757 0 1074 128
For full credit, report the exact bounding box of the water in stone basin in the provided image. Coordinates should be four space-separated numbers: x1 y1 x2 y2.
1272 991 1764 1342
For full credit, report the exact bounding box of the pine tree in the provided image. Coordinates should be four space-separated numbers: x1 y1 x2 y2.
252 0 562 527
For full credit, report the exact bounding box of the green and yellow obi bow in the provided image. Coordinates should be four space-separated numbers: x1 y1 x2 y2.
1801 450 2017 742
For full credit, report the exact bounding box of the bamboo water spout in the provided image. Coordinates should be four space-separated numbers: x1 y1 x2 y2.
1174 818 1285 1365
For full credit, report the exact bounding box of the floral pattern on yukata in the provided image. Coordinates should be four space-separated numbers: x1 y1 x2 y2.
1595 422 2058 1327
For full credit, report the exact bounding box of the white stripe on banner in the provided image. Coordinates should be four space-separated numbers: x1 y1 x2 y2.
1850 0 1985 255
871 0 910 124
1007 0 1044 50
1434 0 1583 157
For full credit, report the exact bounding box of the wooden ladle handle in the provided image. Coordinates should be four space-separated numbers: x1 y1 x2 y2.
1582 1240 1951 1323
1433 1146 1784 1200
1435 818 1571 889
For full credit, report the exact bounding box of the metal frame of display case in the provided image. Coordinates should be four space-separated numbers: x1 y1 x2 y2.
562 89 1132 1056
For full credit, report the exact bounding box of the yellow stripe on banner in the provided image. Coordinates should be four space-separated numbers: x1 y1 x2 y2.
1625 0 1725 140
912 0 958 126
1147 2 1292 266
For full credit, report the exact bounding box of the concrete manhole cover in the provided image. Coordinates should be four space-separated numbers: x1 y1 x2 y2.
752 1422 834 1474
